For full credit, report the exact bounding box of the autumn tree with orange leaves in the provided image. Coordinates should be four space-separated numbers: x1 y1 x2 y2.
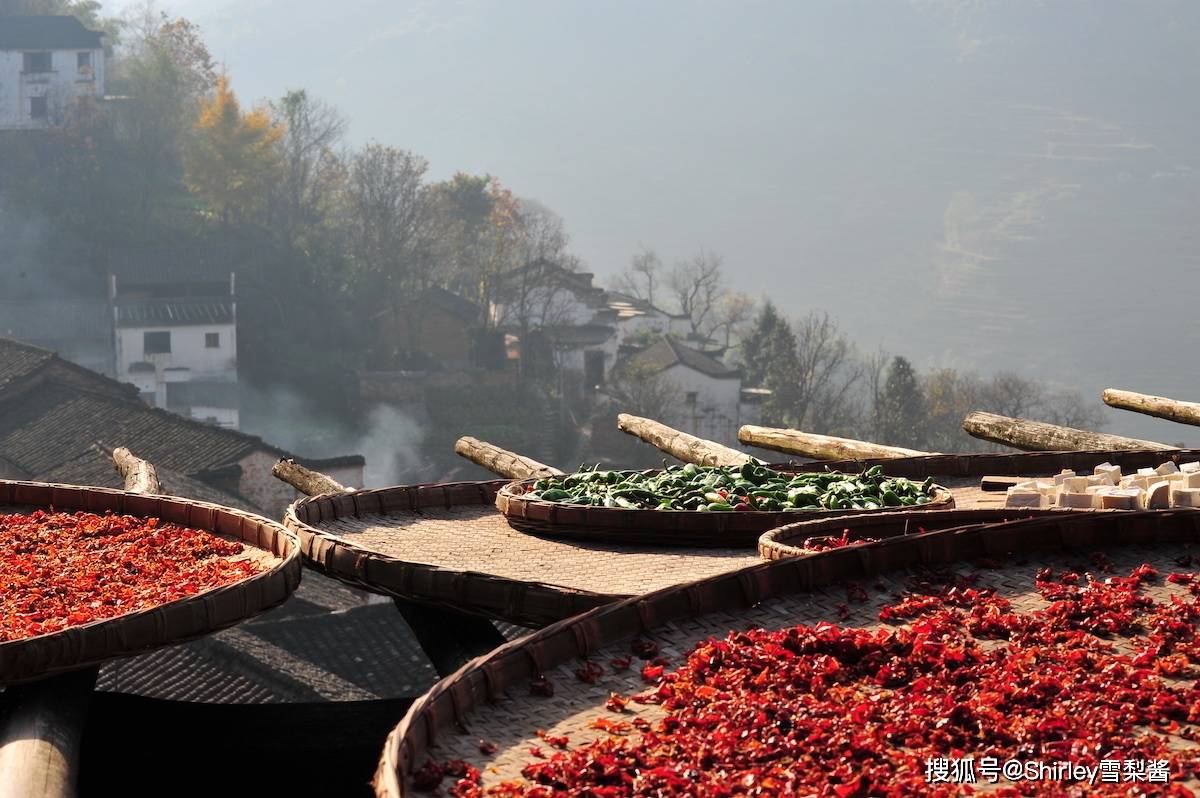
184 75 283 223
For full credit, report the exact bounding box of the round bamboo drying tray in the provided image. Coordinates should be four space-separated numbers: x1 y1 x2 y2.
494 474 954 547
285 481 766 627
377 507 1200 796
0 480 300 685
759 508 1063 560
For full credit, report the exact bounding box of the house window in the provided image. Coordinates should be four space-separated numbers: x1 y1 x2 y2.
29 97 48 120
205 332 220 348
144 331 171 354
77 52 92 70
23 52 52 73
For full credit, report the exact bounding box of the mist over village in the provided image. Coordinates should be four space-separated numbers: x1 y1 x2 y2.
2 2 1200 797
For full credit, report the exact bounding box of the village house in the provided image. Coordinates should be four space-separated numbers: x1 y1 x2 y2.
372 285 483 370
109 245 241 427
490 259 621 385
0 15 106 130
608 335 765 447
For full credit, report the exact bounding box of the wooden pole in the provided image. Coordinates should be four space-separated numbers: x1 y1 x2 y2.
453 437 562 479
1102 388 1200 428
272 458 347 496
962 410 1173 452
738 425 931 460
272 462 507 676
0 448 165 798
617 414 753 467
113 446 163 494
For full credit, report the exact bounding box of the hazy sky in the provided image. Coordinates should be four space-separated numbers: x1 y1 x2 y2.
111 0 1200 443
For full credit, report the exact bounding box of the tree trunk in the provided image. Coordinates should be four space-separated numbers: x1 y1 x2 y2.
738 425 931 460
0 447 164 798
113 446 163 494
272 458 347 496
617 414 753 467
1102 388 1200 428
453 436 562 479
962 411 1173 451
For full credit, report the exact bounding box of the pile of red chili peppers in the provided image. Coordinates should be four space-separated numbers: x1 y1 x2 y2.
418 557 1200 796
1 509 260 641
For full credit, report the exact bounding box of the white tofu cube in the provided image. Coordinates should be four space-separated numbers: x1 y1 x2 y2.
1156 461 1180 476
1053 470 1076 485
1058 492 1095 509
1005 489 1044 509
1062 476 1090 493
1094 463 1122 482
1089 473 1117 487
1137 467 1158 478
1100 489 1141 510
1180 461 1200 474
1172 488 1200 508
1183 472 1200 489
1146 481 1171 509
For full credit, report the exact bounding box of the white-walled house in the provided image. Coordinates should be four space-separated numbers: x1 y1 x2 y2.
114 299 239 426
0 16 106 130
109 247 241 428
610 336 764 447
491 260 620 385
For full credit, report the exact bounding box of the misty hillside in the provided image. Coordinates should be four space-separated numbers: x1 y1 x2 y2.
144 0 1199 443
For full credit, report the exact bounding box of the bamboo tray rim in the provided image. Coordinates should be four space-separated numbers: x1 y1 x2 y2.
376 506 1200 796
0 479 301 685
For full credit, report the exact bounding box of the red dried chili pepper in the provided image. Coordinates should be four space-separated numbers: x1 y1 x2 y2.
0 510 261 642
459 561 1200 796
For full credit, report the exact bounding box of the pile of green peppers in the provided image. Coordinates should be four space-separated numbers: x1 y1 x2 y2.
520 462 936 512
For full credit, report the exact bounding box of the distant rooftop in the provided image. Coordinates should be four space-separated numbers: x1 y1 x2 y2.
0 16 105 50
116 299 234 327
625 336 741 379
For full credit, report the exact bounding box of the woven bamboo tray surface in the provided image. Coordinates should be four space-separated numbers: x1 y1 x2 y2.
0 479 300 684
758 507 1066 560
495 474 956 547
286 482 764 628
378 508 1200 796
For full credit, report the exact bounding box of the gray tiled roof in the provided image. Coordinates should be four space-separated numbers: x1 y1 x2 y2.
626 336 740 379
36 445 260 512
0 382 262 476
0 337 54 391
116 299 234 327
0 16 104 49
